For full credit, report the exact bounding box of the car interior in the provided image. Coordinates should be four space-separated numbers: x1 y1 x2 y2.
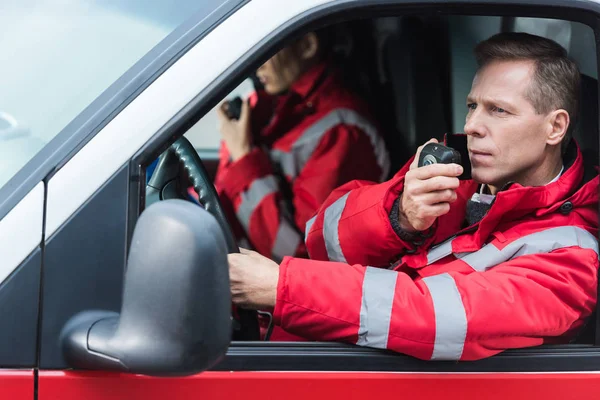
180 14 598 177
145 13 599 345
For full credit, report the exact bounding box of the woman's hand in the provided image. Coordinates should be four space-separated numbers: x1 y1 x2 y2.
217 99 252 161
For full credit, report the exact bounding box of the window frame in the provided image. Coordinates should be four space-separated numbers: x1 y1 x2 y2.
130 0 600 372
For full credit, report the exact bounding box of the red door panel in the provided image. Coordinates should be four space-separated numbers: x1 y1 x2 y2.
39 370 600 400
0 370 34 400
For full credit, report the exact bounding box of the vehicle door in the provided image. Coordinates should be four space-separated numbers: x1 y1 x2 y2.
0 1 248 399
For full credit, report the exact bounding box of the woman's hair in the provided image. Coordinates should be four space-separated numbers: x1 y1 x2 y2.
267 28 334 88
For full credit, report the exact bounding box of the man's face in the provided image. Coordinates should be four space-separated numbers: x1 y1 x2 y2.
464 60 553 190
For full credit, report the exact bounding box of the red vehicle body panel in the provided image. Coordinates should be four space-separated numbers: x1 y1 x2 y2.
0 370 34 400
38 370 600 400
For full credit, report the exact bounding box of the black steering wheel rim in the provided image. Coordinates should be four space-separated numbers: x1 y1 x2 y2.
146 137 260 341
170 138 238 252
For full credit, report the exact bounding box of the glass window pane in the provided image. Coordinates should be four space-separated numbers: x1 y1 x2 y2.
0 0 209 189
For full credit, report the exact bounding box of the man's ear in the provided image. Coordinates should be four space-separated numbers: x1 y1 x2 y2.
546 109 570 146
298 32 319 60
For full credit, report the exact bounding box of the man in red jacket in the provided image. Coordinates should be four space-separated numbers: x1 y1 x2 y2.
214 29 389 262
227 32 599 360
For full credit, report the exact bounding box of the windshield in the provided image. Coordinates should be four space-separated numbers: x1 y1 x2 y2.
0 0 209 189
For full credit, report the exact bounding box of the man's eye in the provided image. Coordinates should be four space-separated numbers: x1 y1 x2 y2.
467 103 476 110
492 106 506 113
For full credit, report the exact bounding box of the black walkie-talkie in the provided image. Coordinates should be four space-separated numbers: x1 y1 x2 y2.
225 97 243 120
418 143 462 167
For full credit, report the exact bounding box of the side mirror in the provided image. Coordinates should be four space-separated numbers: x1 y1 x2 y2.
60 199 231 376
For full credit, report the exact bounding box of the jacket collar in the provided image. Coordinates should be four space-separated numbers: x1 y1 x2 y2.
288 61 329 100
259 61 332 143
492 140 583 212
455 139 592 250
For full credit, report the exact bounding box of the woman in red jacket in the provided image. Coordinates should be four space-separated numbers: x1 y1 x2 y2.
214 29 390 261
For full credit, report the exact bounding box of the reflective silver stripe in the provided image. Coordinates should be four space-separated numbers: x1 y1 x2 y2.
323 192 350 262
459 226 599 272
269 108 390 181
304 215 317 241
357 267 398 349
236 175 278 231
272 218 302 261
422 273 467 360
270 149 298 179
426 238 454 265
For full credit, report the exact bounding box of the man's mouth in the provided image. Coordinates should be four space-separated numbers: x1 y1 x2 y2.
469 149 493 164
469 149 492 156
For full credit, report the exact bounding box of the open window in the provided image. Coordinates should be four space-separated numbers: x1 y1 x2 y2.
131 1 600 372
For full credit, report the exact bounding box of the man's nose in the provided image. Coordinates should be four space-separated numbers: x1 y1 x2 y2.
464 110 485 137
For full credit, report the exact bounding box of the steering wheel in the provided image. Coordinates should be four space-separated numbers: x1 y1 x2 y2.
146 137 260 341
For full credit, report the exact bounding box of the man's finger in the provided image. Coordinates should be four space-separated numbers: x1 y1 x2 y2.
413 175 461 194
428 202 452 218
239 247 252 255
417 189 458 205
227 253 239 265
412 163 463 180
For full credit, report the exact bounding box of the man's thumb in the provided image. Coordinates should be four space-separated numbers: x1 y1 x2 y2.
410 138 440 170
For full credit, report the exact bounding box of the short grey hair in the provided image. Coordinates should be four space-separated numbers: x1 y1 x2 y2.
475 32 581 152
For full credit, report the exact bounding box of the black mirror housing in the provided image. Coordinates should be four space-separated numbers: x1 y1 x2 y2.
61 199 231 376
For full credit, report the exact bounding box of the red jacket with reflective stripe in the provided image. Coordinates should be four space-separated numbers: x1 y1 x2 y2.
215 62 389 261
273 139 599 360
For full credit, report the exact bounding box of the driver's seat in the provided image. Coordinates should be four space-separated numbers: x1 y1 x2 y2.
569 72 599 345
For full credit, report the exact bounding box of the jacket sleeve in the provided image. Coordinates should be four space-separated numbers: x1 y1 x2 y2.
304 153 479 267
304 154 442 267
217 124 388 261
273 245 598 360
